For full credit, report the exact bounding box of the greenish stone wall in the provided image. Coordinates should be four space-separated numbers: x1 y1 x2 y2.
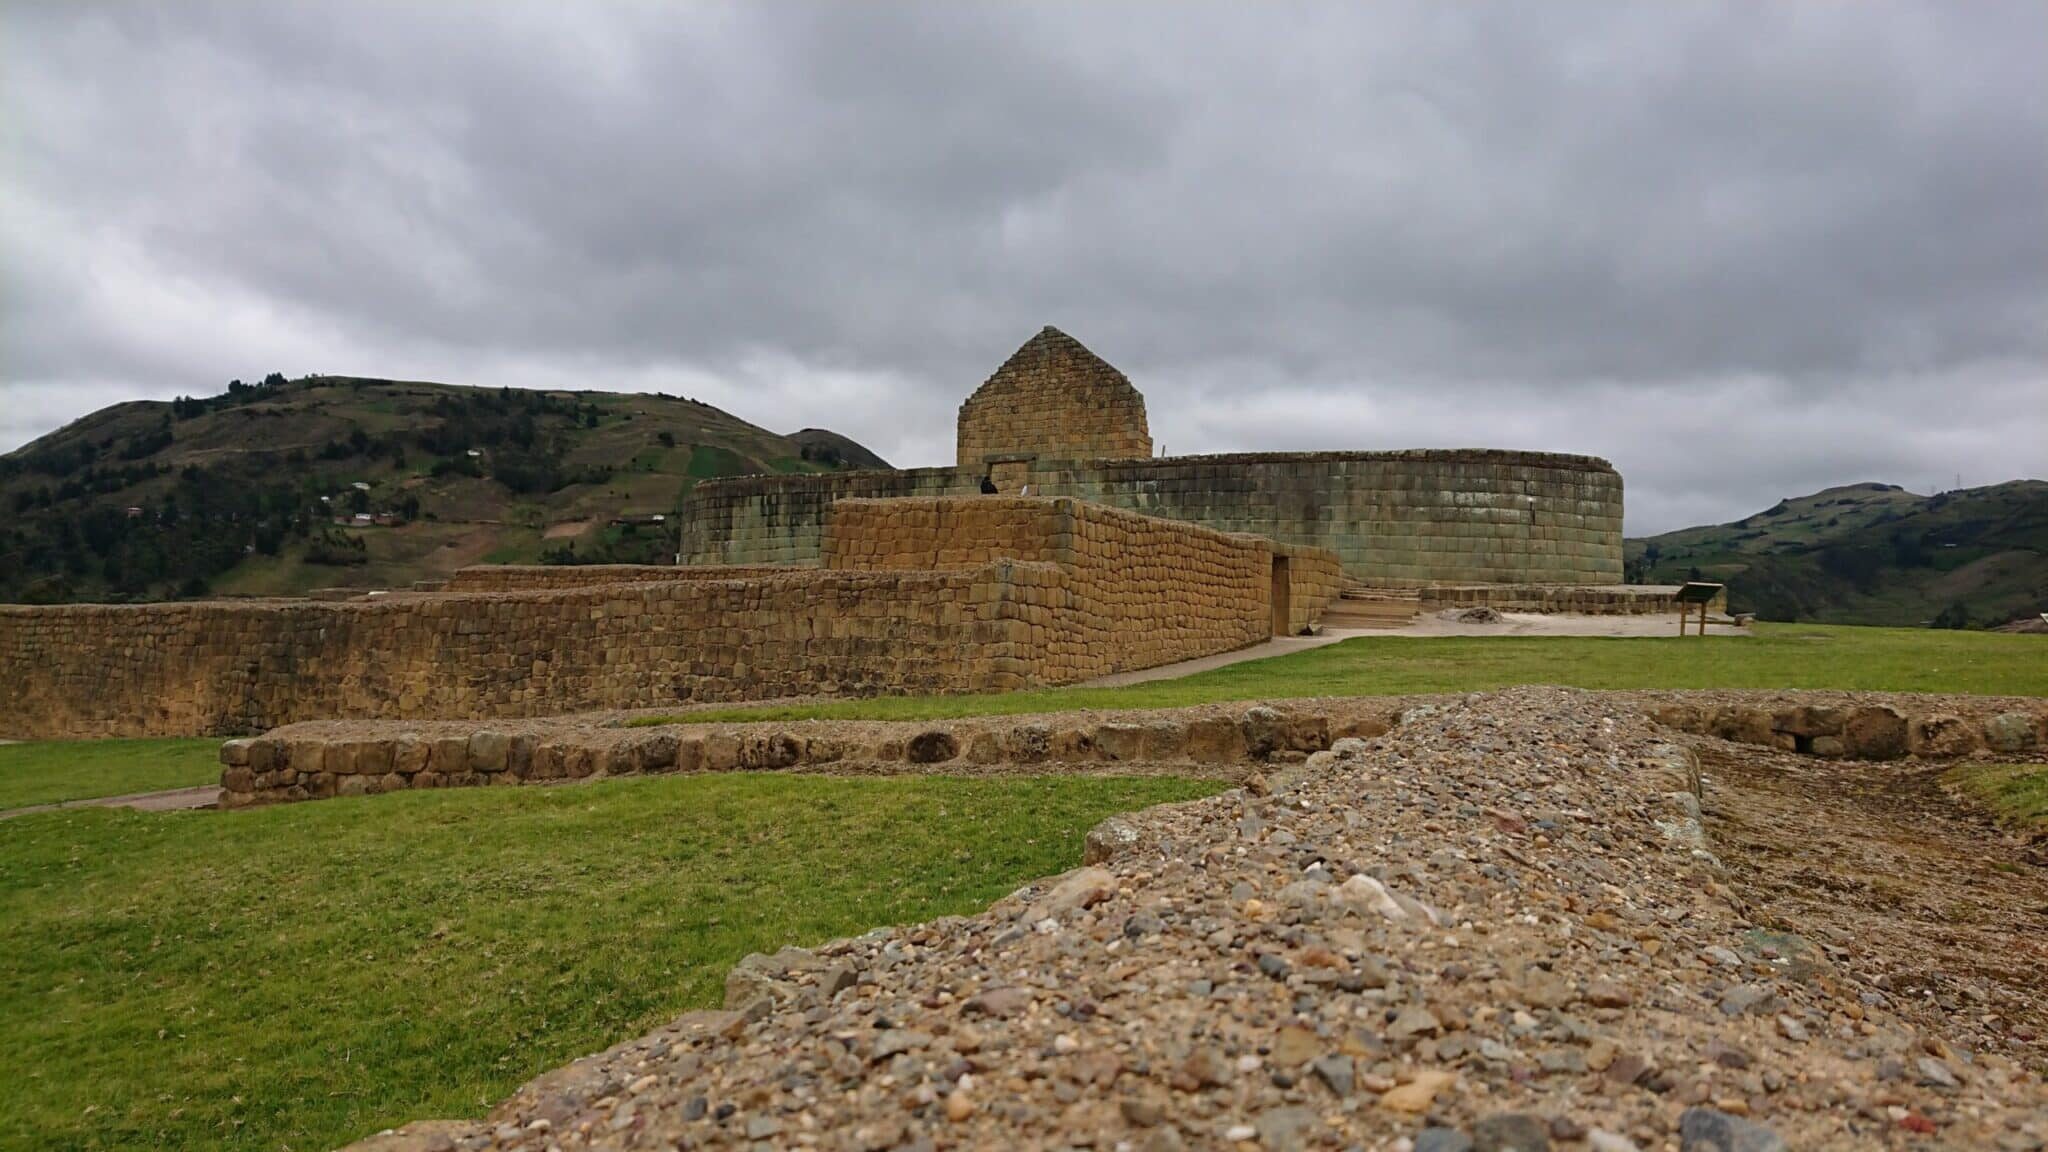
679 450 1624 586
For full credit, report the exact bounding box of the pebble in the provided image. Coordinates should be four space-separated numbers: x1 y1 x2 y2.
1718 985 1773 1017
1311 1053 1355 1097
1472 1112 1550 1152
1677 1106 1786 1152
1389 1005 1441 1040
1414 1129 1475 1152
1917 1056 1959 1089
1379 1070 1457 1113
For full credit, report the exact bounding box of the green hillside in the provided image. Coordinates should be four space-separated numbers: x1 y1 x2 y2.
0 374 887 603
1626 480 2048 628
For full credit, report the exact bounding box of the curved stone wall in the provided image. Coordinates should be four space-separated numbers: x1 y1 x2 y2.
680 449 1623 586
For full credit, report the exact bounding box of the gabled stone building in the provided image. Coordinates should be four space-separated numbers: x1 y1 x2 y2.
956 326 1152 473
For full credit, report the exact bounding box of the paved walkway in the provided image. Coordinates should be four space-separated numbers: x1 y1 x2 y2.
0 784 221 821
1077 611 1750 689
1077 633 1352 687
1397 611 1750 638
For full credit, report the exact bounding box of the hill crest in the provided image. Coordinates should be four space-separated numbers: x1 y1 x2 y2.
1628 479 2048 628
0 374 887 602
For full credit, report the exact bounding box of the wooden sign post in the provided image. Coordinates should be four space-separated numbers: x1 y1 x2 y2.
1675 581 1724 636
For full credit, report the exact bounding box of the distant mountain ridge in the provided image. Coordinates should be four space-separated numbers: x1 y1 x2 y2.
0 374 887 603
1627 480 2048 628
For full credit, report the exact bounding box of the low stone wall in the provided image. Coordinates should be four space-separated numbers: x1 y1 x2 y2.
1642 694 2046 759
218 699 1403 807
441 565 800 593
1419 583 1718 616
679 449 1623 586
217 688 2047 807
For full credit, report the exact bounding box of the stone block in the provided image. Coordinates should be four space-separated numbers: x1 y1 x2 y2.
638 732 680 772
1984 712 2041 755
906 730 960 765
1771 706 1844 739
430 737 470 774
1185 716 1248 763
393 737 430 774
1004 724 1052 762
469 731 512 773
1139 722 1189 761
703 734 740 772
1841 706 1908 760
1909 714 1981 759
1093 724 1145 762
358 740 395 777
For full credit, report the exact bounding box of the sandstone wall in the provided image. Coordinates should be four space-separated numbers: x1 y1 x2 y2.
680 467 973 567
824 496 1338 673
1277 544 1346 635
0 498 1331 739
680 450 1624 586
993 499 1273 678
823 498 1069 571
0 569 1026 739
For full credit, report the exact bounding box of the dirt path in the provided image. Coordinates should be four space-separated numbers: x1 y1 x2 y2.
0 784 221 821
1702 742 2048 1070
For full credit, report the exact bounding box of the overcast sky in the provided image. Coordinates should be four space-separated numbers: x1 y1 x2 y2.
4 2 2043 534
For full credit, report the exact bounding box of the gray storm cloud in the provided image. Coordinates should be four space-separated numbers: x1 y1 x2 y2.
3 1 2043 533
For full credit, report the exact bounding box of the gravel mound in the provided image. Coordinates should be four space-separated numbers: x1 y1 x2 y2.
347 687 2047 1152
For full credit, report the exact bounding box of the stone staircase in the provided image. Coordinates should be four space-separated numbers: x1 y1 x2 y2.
1318 585 1421 629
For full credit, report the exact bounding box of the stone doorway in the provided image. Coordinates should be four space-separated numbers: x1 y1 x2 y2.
1271 555 1291 635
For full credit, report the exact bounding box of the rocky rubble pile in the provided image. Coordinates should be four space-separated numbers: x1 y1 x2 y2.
352 687 2045 1152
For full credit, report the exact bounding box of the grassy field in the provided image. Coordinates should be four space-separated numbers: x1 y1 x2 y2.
0 772 1221 1151
639 623 2048 725
1947 763 2048 833
0 739 221 810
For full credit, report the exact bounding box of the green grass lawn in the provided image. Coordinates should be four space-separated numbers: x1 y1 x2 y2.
637 622 2048 726
1946 763 2048 833
0 739 222 810
0 773 1221 1151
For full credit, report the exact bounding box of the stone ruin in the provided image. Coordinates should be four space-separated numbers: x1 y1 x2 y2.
682 326 1628 589
0 325 1662 741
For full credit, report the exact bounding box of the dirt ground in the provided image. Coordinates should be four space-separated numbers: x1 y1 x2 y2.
1701 741 2048 1072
